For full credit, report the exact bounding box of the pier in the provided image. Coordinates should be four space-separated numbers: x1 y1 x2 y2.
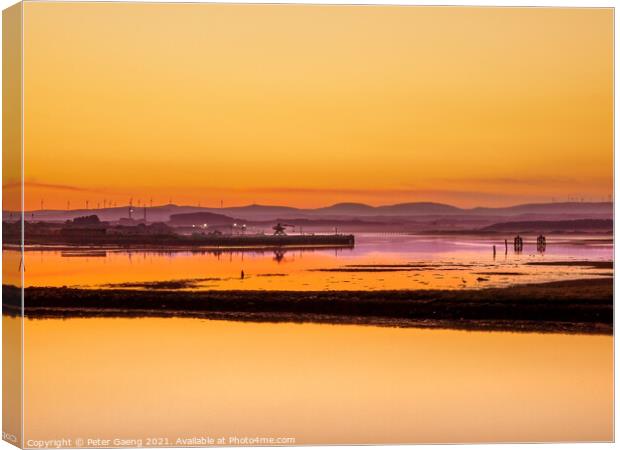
3 220 355 249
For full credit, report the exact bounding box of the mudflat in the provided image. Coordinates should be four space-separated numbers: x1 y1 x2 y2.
3 278 612 334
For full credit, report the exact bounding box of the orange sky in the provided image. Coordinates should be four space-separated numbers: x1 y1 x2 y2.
7 3 614 210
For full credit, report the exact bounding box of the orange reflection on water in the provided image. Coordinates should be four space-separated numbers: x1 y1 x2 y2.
16 243 612 291
23 317 612 444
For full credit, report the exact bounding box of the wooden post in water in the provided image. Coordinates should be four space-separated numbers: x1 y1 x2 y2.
513 235 523 253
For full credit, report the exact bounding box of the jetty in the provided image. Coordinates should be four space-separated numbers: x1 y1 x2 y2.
2 220 355 249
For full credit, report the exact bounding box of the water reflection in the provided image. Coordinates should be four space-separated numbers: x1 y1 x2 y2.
22 317 613 444
14 234 613 291
15 234 614 445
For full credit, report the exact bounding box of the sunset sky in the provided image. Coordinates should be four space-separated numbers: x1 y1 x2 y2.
11 3 614 210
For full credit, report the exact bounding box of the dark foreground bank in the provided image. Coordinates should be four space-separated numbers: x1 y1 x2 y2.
3 278 612 334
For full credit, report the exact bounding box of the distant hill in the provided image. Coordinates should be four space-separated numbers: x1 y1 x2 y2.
482 219 613 233
10 204 207 223
471 202 612 217
6 201 613 225
169 211 238 226
212 204 304 221
313 203 378 215
375 202 463 216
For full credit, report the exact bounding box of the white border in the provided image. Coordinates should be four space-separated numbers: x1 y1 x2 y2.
0 1 616 450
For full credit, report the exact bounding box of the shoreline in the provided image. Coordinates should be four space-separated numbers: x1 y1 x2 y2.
3 278 612 334
4 243 354 254
2 233 355 249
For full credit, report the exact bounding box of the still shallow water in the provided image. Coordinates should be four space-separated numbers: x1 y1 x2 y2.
21 317 612 444
16 234 613 290
13 234 613 444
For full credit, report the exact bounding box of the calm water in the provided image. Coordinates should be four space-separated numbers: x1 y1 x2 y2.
15 233 613 290
10 234 613 444
19 317 612 444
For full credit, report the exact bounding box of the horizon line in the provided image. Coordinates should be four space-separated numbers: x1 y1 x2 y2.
5 199 615 214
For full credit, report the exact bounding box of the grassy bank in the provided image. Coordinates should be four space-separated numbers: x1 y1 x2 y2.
3 278 612 334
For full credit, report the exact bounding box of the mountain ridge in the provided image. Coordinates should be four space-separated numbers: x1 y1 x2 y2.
6 201 613 223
